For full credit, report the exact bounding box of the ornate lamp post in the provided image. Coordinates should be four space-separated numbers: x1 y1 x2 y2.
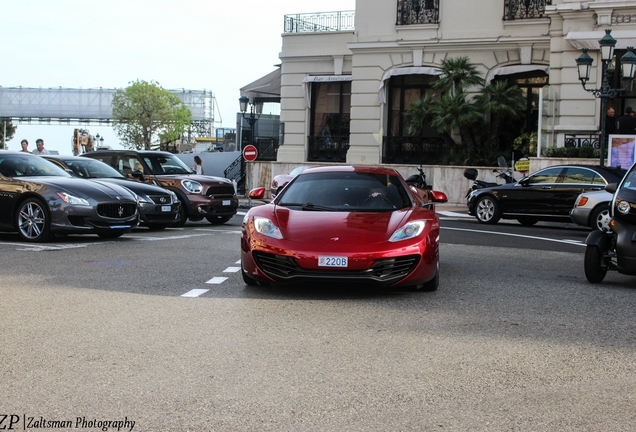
238 96 263 150
575 29 636 166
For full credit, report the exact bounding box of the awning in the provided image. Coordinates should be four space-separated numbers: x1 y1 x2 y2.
565 30 636 50
485 64 549 82
302 75 353 108
240 68 281 101
378 67 443 104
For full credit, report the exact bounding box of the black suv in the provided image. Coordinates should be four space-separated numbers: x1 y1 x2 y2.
83 150 238 226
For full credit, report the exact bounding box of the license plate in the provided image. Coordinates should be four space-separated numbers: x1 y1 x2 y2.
318 256 348 267
222 200 231 206
161 205 171 212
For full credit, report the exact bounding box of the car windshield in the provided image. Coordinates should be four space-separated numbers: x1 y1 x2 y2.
63 159 126 179
0 155 71 178
278 171 412 211
620 164 636 191
143 154 194 175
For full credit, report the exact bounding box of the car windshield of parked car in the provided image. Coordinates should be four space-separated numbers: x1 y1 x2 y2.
278 171 411 211
0 155 71 178
143 154 194 175
64 159 126 179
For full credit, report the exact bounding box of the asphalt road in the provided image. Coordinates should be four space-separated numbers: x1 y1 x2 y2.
1 212 635 431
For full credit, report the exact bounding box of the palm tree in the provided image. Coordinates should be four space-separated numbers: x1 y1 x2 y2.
475 81 526 153
433 56 484 96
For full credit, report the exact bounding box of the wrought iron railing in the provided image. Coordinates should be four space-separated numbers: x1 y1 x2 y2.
284 11 355 33
564 134 600 149
503 0 551 21
382 136 448 164
254 137 279 161
396 0 440 25
307 136 350 162
224 155 245 194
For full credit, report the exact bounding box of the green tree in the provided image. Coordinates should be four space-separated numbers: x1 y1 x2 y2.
0 119 17 149
405 56 526 165
112 80 192 150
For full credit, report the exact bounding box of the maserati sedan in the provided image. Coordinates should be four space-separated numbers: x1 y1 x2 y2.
0 151 139 242
241 165 448 291
43 155 180 230
467 164 626 226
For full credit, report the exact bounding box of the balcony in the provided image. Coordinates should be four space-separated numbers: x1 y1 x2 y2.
396 0 439 25
284 11 355 34
503 0 551 21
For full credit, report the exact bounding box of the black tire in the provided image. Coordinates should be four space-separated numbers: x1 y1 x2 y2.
172 200 188 227
517 217 538 227
205 215 233 225
15 198 52 242
241 262 264 286
590 204 611 232
475 195 501 224
584 245 607 283
97 231 125 239
411 261 439 292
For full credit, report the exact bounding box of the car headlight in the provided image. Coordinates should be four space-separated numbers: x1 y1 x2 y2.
168 190 178 203
181 179 202 194
253 216 283 239
136 194 151 203
56 192 90 206
389 220 426 242
617 200 632 214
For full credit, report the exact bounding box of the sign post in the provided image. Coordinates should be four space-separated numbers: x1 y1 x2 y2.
242 145 258 207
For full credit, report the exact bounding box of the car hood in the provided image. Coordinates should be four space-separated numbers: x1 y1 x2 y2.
158 173 232 185
271 206 410 245
90 178 168 195
29 176 137 201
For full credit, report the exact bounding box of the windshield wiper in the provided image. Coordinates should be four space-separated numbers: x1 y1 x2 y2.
301 202 337 211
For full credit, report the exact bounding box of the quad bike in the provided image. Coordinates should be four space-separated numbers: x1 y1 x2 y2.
584 163 636 283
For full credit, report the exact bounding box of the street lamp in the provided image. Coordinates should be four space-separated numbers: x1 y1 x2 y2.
575 29 636 166
238 96 263 150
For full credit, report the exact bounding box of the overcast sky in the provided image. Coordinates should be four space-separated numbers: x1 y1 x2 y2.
1 0 355 154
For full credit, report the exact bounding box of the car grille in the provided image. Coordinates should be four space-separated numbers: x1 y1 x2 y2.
148 194 173 204
97 202 137 219
253 252 420 285
206 184 235 197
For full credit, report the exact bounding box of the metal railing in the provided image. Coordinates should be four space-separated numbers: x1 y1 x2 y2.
284 11 355 33
254 137 279 161
396 0 440 25
503 0 551 21
564 134 600 149
382 136 448 164
307 136 350 162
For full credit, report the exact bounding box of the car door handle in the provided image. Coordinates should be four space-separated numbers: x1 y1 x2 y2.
541 186 552 189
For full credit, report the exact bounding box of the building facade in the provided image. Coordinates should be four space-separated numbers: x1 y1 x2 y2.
251 0 636 166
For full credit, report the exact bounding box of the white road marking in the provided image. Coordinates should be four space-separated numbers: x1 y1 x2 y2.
442 226 585 246
438 211 472 218
126 233 212 241
223 266 240 273
206 277 228 284
10 242 113 251
181 289 209 298
193 228 242 234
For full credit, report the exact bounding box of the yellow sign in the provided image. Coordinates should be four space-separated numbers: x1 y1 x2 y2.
514 159 530 173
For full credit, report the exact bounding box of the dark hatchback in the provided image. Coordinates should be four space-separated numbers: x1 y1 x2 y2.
43 155 180 230
467 164 626 226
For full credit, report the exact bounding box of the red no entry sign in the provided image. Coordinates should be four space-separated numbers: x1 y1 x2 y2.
243 145 258 162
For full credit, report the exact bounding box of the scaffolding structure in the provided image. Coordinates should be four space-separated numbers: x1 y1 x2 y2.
0 87 216 136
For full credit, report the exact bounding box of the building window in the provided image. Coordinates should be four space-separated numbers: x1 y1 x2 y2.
396 0 439 25
308 81 351 162
387 74 440 137
503 0 551 21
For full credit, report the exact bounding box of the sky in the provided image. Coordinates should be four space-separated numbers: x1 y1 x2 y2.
1 0 355 154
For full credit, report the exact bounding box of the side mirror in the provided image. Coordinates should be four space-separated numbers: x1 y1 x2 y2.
131 170 146 182
605 183 617 194
429 190 448 204
248 187 266 200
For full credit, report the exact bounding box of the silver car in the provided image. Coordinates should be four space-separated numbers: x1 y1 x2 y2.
570 190 613 232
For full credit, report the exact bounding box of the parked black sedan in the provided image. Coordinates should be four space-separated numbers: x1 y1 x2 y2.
0 151 139 242
467 164 626 226
43 155 180 230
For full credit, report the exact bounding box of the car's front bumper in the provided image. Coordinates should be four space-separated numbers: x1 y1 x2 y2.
570 207 592 227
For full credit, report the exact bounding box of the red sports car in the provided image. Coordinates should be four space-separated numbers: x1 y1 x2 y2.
241 165 447 291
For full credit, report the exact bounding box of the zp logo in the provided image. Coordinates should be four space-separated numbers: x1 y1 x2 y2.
0 415 20 430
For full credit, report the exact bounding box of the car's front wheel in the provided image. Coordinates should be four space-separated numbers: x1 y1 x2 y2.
475 196 501 224
590 204 611 232
415 261 439 292
584 245 608 283
16 198 52 242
